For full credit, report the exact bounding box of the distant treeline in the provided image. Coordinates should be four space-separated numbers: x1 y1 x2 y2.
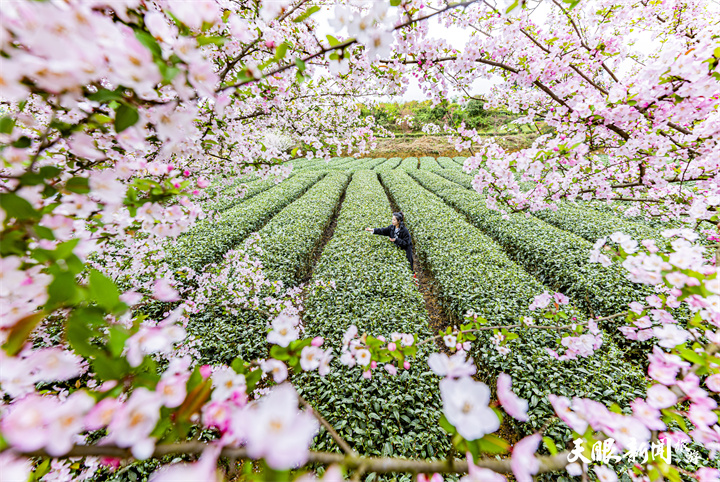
359 99 545 134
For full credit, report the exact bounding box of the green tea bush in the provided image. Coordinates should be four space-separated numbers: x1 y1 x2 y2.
406 170 650 318
166 172 325 273
398 157 418 170
374 157 403 170
419 156 440 169
298 170 450 464
435 157 461 169
379 170 646 446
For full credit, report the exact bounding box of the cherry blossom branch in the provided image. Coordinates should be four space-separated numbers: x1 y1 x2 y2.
416 312 628 347
3 444 573 475
297 394 356 456
220 0 483 91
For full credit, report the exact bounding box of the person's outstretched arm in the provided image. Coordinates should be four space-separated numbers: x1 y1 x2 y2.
365 225 392 236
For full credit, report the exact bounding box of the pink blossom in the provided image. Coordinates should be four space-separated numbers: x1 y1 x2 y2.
653 324 690 348
439 377 500 440
267 314 300 347
631 399 665 431
0 452 32 480
460 452 506 482
202 401 232 432
69 132 104 161
1 394 55 452
85 397 121 430
388 342 397 351
156 375 187 408
300 346 323 371
529 292 553 310
417 474 444 482
548 394 587 433
243 384 319 469
45 391 95 456
311 336 324 347
27 347 83 382
511 434 541 482
355 349 371 366
119 290 143 305
696 468 720 482
149 446 221 482
89 169 126 205
706 374 720 392
384 363 397 375
211 367 246 403
688 403 718 430
594 465 618 482
197 177 210 188
200 365 213 379
1 392 94 456
553 292 569 305
428 352 476 379
260 359 288 383
318 349 333 377
107 387 162 459
646 384 678 409
153 277 180 302
497 373 529 422
124 323 186 367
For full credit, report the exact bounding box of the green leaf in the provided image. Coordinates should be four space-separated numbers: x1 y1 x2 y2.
293 5 320 23
2 312 44 356
155 60 181 83
0 193 40 220
231 357 247 374
0 116 15 134
66 309 104 359
326 35 340 47
543 436 558 455
270 344 290 361
390 0 401 5
134 29 162 58
197 35 226 46
678 347 704 365
438 414 456 434
475 433 510 454
107 325 130 357
505 0 520 13
274 42 288 61
88 88 124 102
114 103 139 133
47 271 81 308
88 269 121 312
66 176 90 194
295 58 306 72
11 136 31 148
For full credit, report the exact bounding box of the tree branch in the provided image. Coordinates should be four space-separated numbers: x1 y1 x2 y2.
4 444 573 475
298 394 356 456
417 312 628 347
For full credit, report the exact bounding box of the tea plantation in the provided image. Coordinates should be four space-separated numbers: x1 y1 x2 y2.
179 156 665 479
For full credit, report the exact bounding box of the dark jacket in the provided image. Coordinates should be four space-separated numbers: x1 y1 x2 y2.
373 224 412 249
